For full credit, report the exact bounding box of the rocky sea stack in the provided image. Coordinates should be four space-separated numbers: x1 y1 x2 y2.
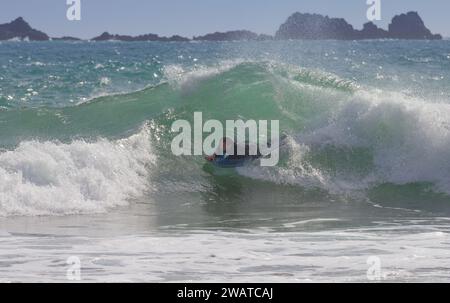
275 13 356 40
275 11 442 40
0 17 49 41
388 11 442 40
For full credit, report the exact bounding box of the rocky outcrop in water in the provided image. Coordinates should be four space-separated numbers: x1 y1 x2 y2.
0 12 443 42
0 17 49 41
357 22 389 39
91 31 190 42
275 11 441 40
52 36 82 41
388 11 442 40
194 30 272 41
275 13 356 40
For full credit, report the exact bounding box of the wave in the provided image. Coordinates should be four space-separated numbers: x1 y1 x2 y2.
237 87 450 196
0 125 155 216
1 60 450 216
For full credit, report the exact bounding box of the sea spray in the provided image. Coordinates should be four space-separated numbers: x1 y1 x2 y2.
0 126 155 216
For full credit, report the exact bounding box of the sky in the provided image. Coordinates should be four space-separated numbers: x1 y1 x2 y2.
0 0 449 39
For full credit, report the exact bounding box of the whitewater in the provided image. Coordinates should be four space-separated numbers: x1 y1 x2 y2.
1 40 450 282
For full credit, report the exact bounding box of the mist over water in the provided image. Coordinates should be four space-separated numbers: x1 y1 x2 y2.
1 40 450 282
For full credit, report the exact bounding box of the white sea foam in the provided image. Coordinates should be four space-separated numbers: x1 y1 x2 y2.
0 126 155 216
238 81 450 195
1 227 449 282
306 89 450 194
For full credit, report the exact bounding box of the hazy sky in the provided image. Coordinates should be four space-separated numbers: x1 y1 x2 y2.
1 0 449 39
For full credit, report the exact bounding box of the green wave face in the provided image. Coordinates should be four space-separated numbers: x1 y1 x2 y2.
2 59 450 205
0 62 352 145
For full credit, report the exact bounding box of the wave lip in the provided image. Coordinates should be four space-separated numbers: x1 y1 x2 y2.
0 126 155 217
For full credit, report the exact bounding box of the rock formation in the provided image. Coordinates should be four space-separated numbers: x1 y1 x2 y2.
275 11 441 40
91 31 190 42
194 30 272 41
0 17 49 41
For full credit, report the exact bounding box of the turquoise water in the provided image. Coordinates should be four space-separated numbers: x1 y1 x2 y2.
1 40 450 282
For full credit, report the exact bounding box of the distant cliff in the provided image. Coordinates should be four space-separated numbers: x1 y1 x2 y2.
194 30 272 41
91 32 190 42
275 11 442 40
0 17 49 41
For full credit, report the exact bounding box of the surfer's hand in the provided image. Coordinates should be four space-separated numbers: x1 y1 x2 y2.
205 155 215 161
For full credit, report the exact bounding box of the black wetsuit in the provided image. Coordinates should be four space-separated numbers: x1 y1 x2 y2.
225 143 262 160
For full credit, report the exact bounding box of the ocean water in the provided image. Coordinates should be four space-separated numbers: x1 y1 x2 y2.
1 40 450 282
